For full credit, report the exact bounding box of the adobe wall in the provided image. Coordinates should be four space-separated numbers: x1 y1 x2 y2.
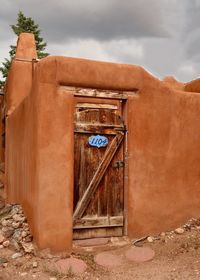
128 84 200 237
5 33 200 252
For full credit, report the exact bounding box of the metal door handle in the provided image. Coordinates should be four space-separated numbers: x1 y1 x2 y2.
114 160 124 168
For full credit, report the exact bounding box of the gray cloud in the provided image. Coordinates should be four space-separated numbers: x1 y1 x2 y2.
0 0 175 43
0 0 200 82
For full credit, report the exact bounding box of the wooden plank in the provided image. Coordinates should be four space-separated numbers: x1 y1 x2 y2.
74 129 117 135
60 86 129 99
75 97 120 108
74 123 125 135
75 123 125 130
76 103 118 110
75 91 128 100
73 227 123 240
73 131 124 219
74 216 123 229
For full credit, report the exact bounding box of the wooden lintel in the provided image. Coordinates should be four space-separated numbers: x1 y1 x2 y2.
76 103 118 110
60 86 138 99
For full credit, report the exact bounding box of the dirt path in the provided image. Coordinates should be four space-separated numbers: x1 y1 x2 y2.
1 228 200 280
1 203 200 279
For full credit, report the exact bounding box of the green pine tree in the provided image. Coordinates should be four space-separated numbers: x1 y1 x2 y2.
0 11 48 89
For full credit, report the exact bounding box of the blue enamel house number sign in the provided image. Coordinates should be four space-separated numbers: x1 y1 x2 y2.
88 135 108 148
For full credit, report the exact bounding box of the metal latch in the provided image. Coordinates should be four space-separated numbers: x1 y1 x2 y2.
114 160 124 168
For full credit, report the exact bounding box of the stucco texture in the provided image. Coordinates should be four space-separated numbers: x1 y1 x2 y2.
5 33 200 252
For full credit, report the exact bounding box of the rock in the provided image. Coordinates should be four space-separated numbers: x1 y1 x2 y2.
0 245 3 249
10 239 21 251
147 236 154 243
10 206 19 216
37 248 54 259
0 233 5 243
75 237 109 247
3 240 10 247
22 223 29 229
125 246 155 262
21 242 34 253
23 235 33 242
13 214 25 223
12 229 22 241
1 219 9 227
32 261 38 268
0 257 8 264
0 205 12 216
12 222 21 229
11 252 23 259
175 228 184 234
20 272 28 277
49 278 57 280
2 227 14 238
160 232 166 237
55 257 88 275
21 231 28 238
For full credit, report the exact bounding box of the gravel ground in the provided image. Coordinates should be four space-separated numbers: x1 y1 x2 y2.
1 203 200 279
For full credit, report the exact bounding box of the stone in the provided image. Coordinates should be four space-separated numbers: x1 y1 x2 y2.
95 252 123 267
160 232 166 237
147 236 154 243
22 223 29 229
0 205 12 216
1 219 9 227
125 246 155 262
0 245 3 249
3 240 10 247
0 258 8 264
11 252 23 259
12 221 21 229
13 214 25 222
20 272 28 277
0 233 5 243
32 261 38 268
13 229 22 241
54 257 87 275
23 235 33 242
111 237 129 246
10 238 21 251
21 231 28 238
2 227 14 238
10 206 19 216
49 278 57 280
175 228 184 234
21 242 34 253
74 237 109 247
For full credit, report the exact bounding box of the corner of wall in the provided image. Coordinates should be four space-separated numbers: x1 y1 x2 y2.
5 33 38 115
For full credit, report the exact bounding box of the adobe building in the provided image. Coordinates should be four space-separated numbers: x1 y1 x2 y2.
3 33 200 252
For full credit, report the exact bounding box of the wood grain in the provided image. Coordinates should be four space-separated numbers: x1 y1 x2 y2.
73 93 125 239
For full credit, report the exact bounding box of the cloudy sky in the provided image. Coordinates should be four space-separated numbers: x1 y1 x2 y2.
1 0 200 82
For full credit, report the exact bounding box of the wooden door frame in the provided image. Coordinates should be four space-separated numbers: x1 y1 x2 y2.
71 87 129 237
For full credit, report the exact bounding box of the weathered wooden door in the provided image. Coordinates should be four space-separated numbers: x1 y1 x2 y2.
73 96 125 239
